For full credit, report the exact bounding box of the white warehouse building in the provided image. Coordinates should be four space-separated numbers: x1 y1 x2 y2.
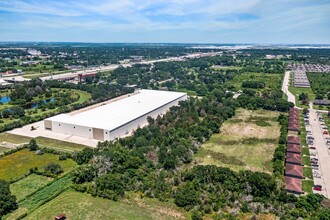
44 89 187 141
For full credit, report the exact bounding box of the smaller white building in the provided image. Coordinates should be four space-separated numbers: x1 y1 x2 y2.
44 89 187 141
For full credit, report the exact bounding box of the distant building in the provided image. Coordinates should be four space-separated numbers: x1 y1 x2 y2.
27 48 41 56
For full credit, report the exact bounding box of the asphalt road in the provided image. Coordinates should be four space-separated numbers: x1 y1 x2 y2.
308 108 330 198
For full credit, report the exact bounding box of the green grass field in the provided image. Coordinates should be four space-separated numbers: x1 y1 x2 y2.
24 190 185 220
0 149 77 181
225 72 283 91
303 167 313 179
195 108 280 173
302 156 311 167
302 180 314 194
72 89 92 104
301 147 310 156
10 174 52 201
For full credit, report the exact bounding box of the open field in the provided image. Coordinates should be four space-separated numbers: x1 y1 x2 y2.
225 72 283 91
25 190 186 220
10 174 52 201
0 149 77 181
302 180 314 194
195 108 280 173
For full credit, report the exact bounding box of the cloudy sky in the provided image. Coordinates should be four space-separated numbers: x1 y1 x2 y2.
0 0 329 43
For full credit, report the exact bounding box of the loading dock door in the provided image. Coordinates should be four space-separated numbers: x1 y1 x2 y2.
93 128 104 141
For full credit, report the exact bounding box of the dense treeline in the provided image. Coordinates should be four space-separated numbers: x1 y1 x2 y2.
272 114 289 176
237 94 293 112
241 81 265 89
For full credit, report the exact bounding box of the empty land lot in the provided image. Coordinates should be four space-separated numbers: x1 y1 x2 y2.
195 108 280 173
0 149 77 181
25 190 186 220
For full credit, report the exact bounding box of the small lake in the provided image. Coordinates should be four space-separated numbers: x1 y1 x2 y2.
0 96 11 104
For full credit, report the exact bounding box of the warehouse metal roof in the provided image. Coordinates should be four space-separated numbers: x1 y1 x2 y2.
47 89 187 131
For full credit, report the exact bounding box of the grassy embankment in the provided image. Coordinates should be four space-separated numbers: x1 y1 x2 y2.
195 108 280 173
0 133 86 152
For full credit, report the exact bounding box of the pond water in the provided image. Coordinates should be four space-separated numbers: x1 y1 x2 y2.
30 98 56 109
0 96 11 104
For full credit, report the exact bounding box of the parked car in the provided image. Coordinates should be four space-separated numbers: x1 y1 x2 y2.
310 152 316 156
310 146 316 149
314 173 321 178
313 185 322 191
323 131 329 135
307 136 314 140
311 158 319 161
312 166 319 170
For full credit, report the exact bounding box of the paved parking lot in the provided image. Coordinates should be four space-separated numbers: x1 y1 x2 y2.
308 109 330 198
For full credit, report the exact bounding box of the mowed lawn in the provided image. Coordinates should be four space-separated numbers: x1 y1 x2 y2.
0 149 77 181
10 174 52 201
72 89 92 104
26 190 184 220
195 108 280 173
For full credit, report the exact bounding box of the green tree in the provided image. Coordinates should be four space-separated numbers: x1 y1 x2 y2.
0 180 17 217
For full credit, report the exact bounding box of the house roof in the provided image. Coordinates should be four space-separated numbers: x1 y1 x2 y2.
284 176 302 194
286 144 301 154
286 152 302 164
288 120 299 124
285 164 303 177
287 136 301 145
288 124 300 132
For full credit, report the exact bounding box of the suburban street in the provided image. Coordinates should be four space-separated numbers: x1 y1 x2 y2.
282 71 296 105
309 108 330 198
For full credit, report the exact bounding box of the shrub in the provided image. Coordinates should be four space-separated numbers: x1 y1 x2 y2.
44 162 63 175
